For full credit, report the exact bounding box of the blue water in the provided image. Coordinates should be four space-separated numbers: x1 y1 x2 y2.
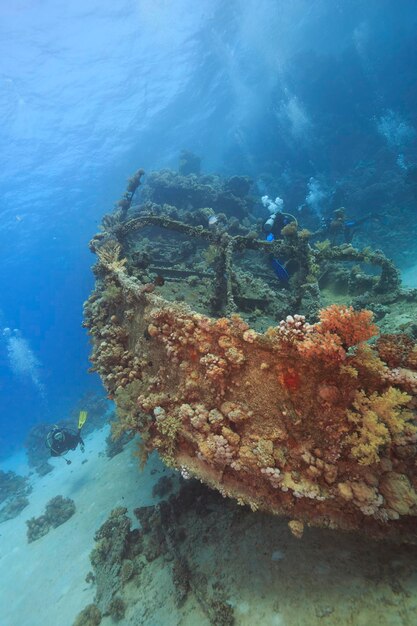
1 0 417 456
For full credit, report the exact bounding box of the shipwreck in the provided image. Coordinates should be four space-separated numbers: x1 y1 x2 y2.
84 167 417 543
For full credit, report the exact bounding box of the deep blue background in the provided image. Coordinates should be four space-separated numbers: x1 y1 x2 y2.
1 0 417 455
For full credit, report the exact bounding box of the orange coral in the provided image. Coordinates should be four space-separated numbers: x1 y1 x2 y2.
377 333 415 369
406 346 417 370
86 280 417 541
318 304 378 347
296 329 346 364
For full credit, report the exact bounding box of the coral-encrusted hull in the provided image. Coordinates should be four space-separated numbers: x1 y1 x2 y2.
85 274 417 543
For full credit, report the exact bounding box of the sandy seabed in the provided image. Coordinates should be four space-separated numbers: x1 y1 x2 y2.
0 427 162 626
1 426 417 626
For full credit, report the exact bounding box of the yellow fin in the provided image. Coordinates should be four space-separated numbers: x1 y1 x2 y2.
78 411 88 429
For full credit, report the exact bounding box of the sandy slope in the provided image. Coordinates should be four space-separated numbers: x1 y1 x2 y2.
0 426 162 626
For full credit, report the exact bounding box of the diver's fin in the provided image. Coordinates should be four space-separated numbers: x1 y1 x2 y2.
78 410 88 430
271 258 290 282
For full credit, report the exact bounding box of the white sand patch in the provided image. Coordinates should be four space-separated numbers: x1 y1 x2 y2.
0 426 166 626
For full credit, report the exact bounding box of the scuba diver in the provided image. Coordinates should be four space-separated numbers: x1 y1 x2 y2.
262 195 297 237
315 207 380 245
45 411 88 465
261 195 298 282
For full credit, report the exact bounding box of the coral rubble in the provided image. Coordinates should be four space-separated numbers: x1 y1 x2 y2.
0 469 31 523
72 604 101 626
78 485 235 625
85 168 417 542
26 495 76 542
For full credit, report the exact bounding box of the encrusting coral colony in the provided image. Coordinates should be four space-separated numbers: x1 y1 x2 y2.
84 164 417 543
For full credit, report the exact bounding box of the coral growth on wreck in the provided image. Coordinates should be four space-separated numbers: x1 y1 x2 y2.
84 168 417 542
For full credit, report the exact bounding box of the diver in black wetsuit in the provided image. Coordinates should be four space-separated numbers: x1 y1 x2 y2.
262 205 298 283
263 210 291 238
46 426 85 464
315 207 379 245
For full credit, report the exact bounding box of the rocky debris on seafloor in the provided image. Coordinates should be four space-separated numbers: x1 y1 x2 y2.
26 495 76 542
0 469 31 506
0 495 30 523
72 603 102 626
77 480 235 625
77 471 417 625
152 474 174 499
84 167 417 544
89 507 134 615
0 469 32 523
